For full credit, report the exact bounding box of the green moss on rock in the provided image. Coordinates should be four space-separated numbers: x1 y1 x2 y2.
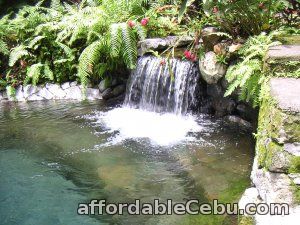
238 216 254 225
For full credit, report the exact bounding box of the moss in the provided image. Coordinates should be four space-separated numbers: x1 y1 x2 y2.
289 157 300 174
274 35 300 45
291 182 300 204
238 216 254 225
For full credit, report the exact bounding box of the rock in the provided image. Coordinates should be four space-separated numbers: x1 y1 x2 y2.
239 188 261 215
138 36 193 56
213 43 227 56
289 174 300 185
23 85 40 99
70 81 78 87
207 83 224 98
15 85 25 101
266 45 300 63
201 27 222 51
0 92 2 101
284 143 300 156
65 86 82 100
228 43 243 53
46 83 66 99
112 84 125 97
37 87 54 100
98 79 110 93
61 82 70 90
212 98 236 117
86 88 102 100
102 88 114 100
27 94 44 101
225 115 252 130
199 52 227 84
236 103 258 122
268 150 291 173
270 78 300 113
251 157 294 205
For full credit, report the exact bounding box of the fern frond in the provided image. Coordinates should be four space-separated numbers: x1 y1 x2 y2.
28 36 45 49
120 23 137 69
78 40 103 86
110 23 122 57
26 63 43 85
0 39 9 55
135 24 147 40
44 63 54 81
50 0 62 11
9 45 29 67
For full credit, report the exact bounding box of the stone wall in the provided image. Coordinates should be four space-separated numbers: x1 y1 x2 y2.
239 79 300 224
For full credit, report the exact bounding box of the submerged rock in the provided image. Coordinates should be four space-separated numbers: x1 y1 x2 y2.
86 88 101 100
199 52 227 84
225 115 252 130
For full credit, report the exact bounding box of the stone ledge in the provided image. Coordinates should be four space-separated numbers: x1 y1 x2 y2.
270 78 300 113
0 82 102 102
266 45 300 62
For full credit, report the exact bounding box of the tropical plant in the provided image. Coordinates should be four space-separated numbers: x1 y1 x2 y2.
224 32 281 107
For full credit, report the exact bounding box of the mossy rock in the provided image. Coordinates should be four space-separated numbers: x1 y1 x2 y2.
238 216 254 225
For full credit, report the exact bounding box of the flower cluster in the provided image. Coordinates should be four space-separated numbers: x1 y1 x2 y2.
184 50 197 62
128 17 149 28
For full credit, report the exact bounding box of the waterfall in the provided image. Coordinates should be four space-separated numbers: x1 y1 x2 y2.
124 56 200 115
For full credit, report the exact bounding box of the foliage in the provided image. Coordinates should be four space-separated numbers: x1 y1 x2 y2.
224 33 281 107
205 0 295 36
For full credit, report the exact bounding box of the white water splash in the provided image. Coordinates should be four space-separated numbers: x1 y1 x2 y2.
91 107 202 146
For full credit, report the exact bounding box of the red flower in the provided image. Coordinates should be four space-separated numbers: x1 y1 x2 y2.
128 20 135 28
184 50 192 59
190 54 197 62
212 6 219 14
141 18 149 26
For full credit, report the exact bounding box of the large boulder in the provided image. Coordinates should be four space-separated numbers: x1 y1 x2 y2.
199 52 227 84
201 27 222 51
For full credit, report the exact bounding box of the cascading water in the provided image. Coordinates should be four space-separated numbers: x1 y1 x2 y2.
96 56 203 145
124 56 200 115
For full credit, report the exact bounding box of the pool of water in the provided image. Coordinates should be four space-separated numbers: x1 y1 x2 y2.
0 101 254 225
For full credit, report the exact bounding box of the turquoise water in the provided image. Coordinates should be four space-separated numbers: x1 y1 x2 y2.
0 101 254 225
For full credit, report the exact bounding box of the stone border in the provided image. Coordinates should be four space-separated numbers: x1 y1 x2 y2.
0 82 102 102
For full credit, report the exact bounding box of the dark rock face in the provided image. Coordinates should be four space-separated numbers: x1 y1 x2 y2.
201 27 222 51
225 115 253 130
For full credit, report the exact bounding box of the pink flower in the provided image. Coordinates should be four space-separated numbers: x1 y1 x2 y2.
190 54 197 62
141 18 149 26
128 20 135 28
184 50 191 59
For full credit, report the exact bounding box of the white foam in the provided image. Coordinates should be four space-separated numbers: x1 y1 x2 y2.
92 107 202 146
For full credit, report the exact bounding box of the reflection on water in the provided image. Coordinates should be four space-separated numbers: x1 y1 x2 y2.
0 101 254 225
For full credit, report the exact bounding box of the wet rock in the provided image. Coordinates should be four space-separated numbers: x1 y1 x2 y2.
138 36 193 56
207 83 224 98
86 88 102 100
15 85 25 101
23 85 40 99
27 94 44 101
37 87 54 100
236 103 258 122
98 79 109 93
212 98 236 117
61 82 70 90
46 83 66 99
225 115 252 130
199 52 227 84
201 27 222 51
112 84 126 97
0 92 2 101
102 88 114 100
65 86 82 100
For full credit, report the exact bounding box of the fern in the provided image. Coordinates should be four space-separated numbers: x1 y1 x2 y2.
26 63 43 85
9 45 29 67
110 23 122 57
0 39 9 55
120 23 137 69
78 40 104 86
44 63 54 81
